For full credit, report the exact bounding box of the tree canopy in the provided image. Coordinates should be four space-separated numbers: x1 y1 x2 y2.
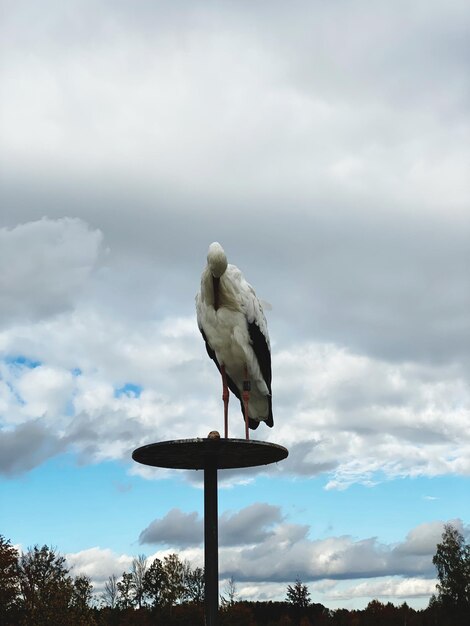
2 528 470 625
430 523 470 625
286 578 311 608
0 535 20 621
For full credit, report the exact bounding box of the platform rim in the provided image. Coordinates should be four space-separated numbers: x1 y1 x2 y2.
132 437 289 470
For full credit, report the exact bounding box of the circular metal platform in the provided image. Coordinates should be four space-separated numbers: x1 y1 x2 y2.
132 437 288 470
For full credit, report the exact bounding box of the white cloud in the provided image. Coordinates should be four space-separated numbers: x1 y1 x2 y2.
1 304 469 485
139 508 203 547
394 520 464 557
323 576 437 601
0 420 64 475
228 576 437 609
272 344 470 488
66 543 204 595
139 503 283 548
67 546 133 582
63 516 454 608
215 520 461 584
16 365 74 420
0 218 103 327
137 506 453 584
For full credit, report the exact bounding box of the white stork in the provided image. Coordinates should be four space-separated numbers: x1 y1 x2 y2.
196 242 273 439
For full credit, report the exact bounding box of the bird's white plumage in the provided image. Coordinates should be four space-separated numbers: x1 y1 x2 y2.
196 243 273 428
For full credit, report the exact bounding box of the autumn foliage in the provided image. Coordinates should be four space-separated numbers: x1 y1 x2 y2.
1 524 469 625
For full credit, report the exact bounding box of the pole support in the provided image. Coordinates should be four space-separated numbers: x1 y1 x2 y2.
132 437 288 626
204 461 218 625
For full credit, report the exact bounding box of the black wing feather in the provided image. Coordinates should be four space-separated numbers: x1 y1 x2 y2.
248 320 273 427
247 321 272 391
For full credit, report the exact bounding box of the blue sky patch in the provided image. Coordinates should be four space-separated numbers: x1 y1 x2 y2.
114 383 142 398
5 355 41 369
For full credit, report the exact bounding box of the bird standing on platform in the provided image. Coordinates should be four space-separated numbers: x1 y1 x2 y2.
196 242 273 439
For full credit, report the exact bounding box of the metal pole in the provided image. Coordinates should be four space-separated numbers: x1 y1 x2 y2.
204 461 218 626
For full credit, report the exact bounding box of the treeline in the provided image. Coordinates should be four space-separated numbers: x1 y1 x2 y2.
1 524 468 626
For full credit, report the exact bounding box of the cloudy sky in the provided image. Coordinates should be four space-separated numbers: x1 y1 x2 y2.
1 0 469 611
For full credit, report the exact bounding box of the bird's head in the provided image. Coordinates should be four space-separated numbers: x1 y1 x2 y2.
207 242 228 278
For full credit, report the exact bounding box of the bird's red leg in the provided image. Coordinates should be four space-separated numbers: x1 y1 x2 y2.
242 365 250 440
221 365 229 438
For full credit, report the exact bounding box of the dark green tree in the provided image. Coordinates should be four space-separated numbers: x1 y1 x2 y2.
431 523 470 624
162 553 185 606
286 577 311 608
116 571 135 609
71 574 94 610
183 562 205 604
0 535 20 624
286 578 311 626
17 544 74 626
143 557 166 608
70 575 96 625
